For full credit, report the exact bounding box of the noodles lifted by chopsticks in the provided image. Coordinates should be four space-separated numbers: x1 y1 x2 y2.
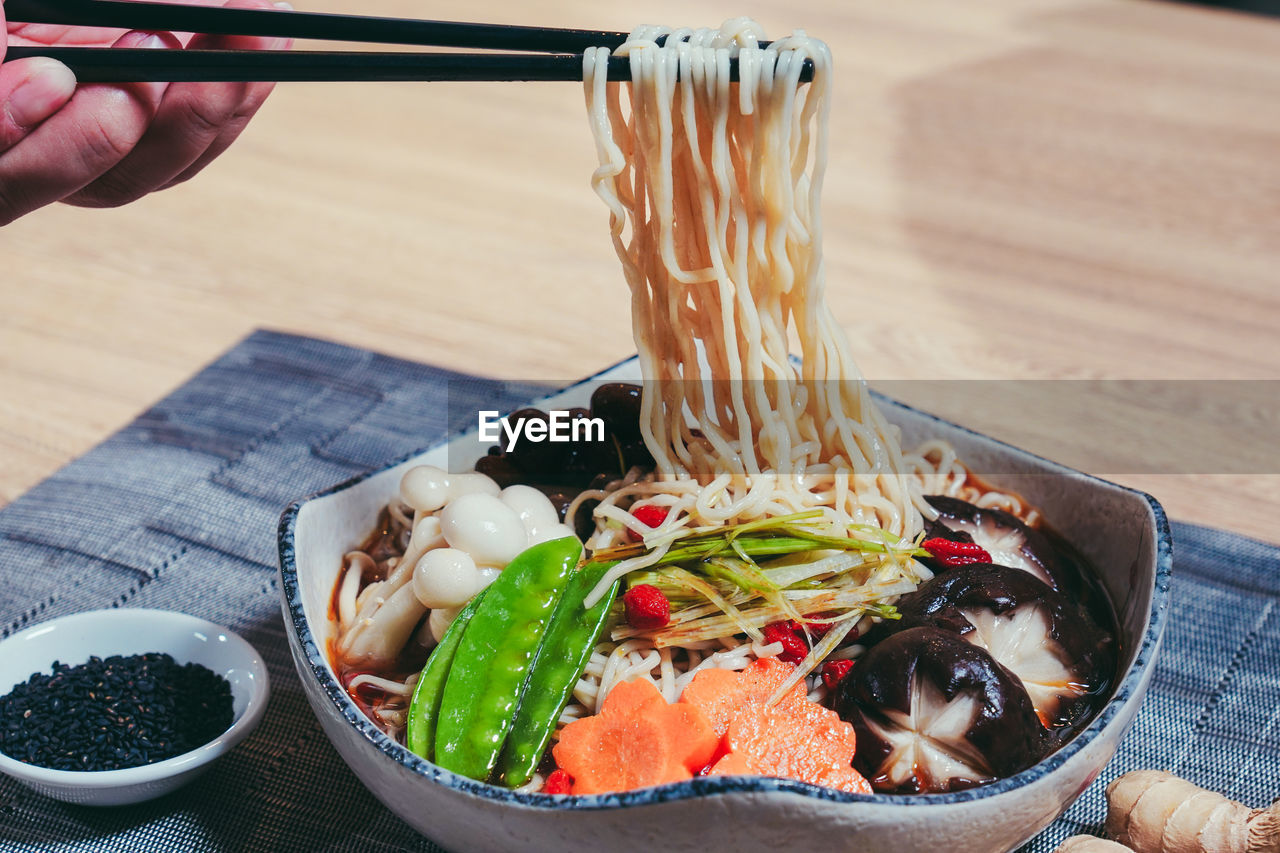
582 22 932 545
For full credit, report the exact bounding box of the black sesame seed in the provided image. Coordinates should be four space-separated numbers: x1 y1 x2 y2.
0 652 234 772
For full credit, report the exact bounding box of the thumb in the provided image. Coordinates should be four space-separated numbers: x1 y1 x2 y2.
0 57 77 153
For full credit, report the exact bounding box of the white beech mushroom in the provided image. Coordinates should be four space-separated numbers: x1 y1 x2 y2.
338 467 576 669
338 581 427 668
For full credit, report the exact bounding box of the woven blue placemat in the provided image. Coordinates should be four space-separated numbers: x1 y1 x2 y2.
0 330 1276 852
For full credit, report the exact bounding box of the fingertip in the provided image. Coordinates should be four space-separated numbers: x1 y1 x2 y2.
3 58 77 132
113 29 183 50
106 30 180 105
27 58 78 97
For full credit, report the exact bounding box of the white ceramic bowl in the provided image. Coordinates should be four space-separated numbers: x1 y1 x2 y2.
278 359 1172 853
0 608 270 806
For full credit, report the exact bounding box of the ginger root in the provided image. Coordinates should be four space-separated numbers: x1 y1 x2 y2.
1105 769 1280 853
1055 835 1134 852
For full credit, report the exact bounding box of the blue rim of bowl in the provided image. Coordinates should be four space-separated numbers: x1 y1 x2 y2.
277 356 1173 811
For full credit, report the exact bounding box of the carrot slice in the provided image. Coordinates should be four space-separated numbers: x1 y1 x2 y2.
681 658 871 794
678 657 802 738
551 679 718 795
710 695 871 794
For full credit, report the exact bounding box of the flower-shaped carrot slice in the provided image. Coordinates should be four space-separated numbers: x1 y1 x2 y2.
552 679 718 795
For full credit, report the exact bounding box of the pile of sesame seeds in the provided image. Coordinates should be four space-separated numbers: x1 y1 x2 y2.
0 652 234 772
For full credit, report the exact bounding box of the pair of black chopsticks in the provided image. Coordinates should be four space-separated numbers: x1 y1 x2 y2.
3 0 813 83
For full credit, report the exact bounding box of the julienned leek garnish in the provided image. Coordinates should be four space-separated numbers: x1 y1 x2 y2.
589 511 934 690
591 510 911 567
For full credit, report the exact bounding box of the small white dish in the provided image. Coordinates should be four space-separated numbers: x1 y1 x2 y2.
0 608 270 806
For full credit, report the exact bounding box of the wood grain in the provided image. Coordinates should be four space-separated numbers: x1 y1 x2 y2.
1 0 1277 541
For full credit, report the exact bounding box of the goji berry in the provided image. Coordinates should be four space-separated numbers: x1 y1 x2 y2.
762 620 809 664
807 620 832 638
623 584 671 630
922 537 992 568
543 768 574 795
625 504 670 542
821 659 854 691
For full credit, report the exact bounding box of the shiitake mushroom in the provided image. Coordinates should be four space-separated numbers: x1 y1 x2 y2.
589 383 644 442
472 384 655 533
922 496 1071 591
889 563 1113 731
834 626 1051 794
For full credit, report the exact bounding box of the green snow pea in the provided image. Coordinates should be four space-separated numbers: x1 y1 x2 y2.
433 536 582 782
496 560 621 787
405 589 488 760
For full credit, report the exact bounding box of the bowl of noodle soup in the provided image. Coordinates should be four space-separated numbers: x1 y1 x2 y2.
278 357 1170 853
278 21 1170 852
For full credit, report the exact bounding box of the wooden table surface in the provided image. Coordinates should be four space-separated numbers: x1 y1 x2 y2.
2 0 1277 543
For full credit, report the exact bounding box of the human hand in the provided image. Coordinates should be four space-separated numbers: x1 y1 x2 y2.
0 0 291 225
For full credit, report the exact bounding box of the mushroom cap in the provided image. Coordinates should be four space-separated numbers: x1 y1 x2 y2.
889 563 1115 730
835 626 1051 794
923 495 1072 591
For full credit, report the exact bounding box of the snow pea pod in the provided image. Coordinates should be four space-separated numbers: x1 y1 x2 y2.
434 536 582 782
405 589 487 761
496 561 620 787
